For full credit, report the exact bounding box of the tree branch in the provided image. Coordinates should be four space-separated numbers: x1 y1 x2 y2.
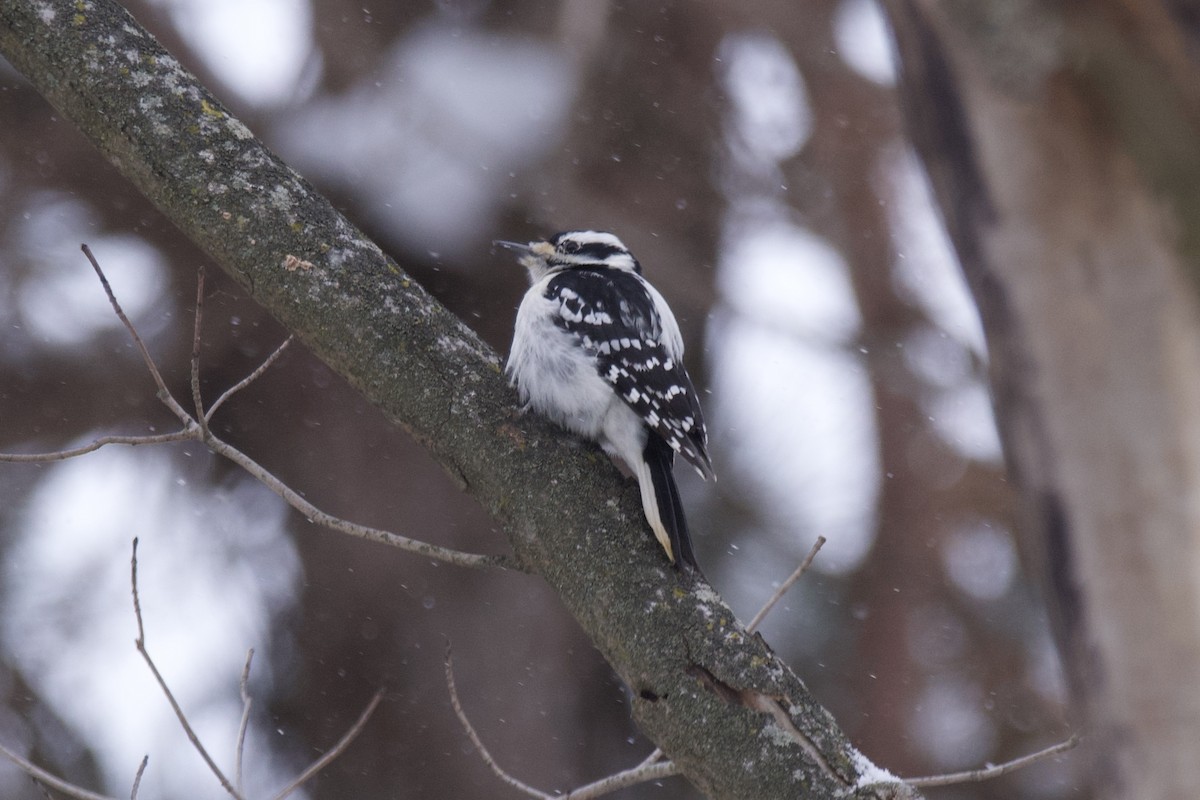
906 735 1079 788
0 742 119 800
206 336 293 423
270 689 384 800
445 645 679 799
131 539 246 800
130 756 149 800
747 535 826 632
444 645 553 799
1 546 383 800
235 649 254 796
190 266 211 438
134 541 382 800
0 251 512 571
0 431 196 462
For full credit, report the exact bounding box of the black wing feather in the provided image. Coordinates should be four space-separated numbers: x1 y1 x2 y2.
544 269 711 474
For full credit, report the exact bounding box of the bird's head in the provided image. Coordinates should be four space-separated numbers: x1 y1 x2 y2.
495 230 641 282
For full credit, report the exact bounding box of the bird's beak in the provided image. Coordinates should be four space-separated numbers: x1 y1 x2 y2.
493 240 532 255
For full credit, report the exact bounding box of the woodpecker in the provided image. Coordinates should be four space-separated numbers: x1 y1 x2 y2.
498 230 713 570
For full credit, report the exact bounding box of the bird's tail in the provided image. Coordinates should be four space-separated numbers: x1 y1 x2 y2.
637 434 700 571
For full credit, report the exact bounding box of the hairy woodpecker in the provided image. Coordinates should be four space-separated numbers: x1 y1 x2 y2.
498 230 713 570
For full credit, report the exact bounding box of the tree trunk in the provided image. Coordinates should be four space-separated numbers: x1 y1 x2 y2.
883 2 1200 797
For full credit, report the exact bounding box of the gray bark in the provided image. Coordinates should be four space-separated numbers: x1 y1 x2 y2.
0 0 922 797
884 1 1200 797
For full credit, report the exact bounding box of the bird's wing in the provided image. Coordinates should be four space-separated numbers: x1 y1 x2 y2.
544 269 712 477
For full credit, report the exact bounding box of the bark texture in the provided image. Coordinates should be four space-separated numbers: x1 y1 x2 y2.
884 1 1200 797
0 1 922 797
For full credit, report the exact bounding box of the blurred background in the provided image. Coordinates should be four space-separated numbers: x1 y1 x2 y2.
0 1 1079 797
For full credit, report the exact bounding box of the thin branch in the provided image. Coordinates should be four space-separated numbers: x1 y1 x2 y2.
131 540 245 800
1 427 511 569
235 648 255 796
746 535 826 633
201 431 514 570
130 538 145 644
191 267 210 438
0 430 194 462
445 645 675 800
563 760 679 798
270 689 385 800
109 250 508 571
206 336 293 422
2 249 512 572
445 646 553 800
634 748 663 770
906 734 1080 788
80 244 189 423
130 756 149 800
0 741 119 800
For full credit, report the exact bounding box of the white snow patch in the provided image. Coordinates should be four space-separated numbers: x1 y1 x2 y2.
226 116 255 140
693 584 723 606
851 746 901 787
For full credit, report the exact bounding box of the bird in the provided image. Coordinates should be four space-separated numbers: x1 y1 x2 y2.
497 230 714 570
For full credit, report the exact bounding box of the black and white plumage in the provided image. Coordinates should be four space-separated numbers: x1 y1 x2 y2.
498 230 713 570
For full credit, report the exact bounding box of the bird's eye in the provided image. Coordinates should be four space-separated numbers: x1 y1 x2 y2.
560 240 581 254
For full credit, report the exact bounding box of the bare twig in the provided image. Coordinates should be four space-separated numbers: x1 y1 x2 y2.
563 759 678 798
130 755 149 800
445 645 553 800
81 244 187 420
906 734 1080 788
634 748 663 770
235 648 255 796
131 539 246 800
201 433 511 569
0 741 119 800
270 689 385 800
0 428 511 568
746 535 826 633
191 267 210 438
2 248 512 571
445 645 676 799
4 545 384 800
0 430 194 462
206 336 293 422
130 538 146 643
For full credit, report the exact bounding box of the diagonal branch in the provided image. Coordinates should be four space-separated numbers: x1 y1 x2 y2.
200 427 510 568
270 690 384 800
444 645 678 800
130 755 149 800
2 250 514 571
747 535 826 633
906 735 1080 788
206 336 293 422
81 244 190 423
445 646 552 800
0 742 119 800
